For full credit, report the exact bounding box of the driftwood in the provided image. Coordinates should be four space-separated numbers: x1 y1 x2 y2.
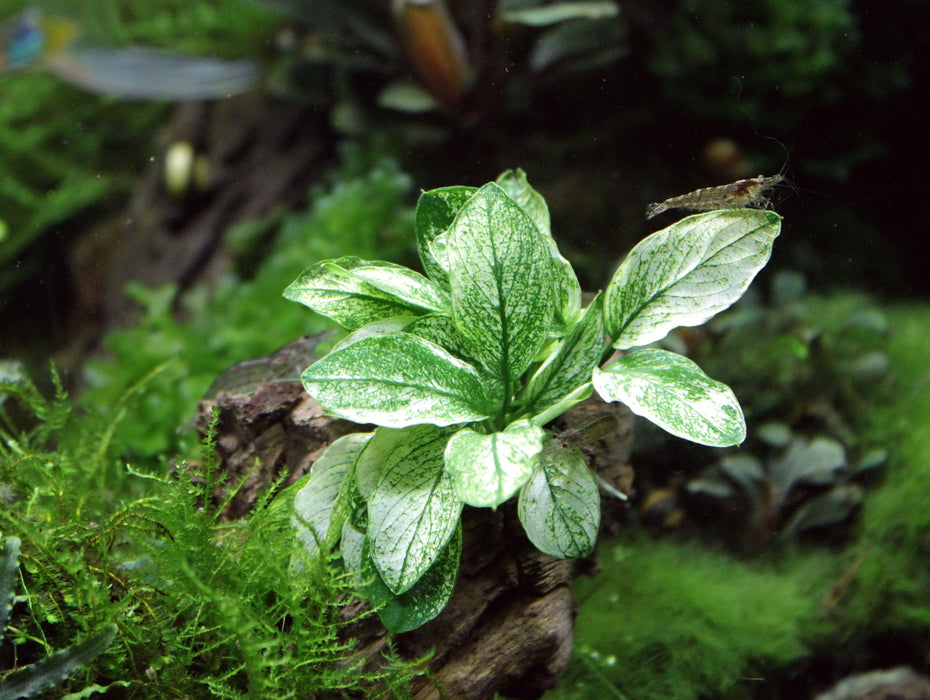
196 337 634 698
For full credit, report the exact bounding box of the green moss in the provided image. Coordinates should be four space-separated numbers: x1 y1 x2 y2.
553 539 824 700
0 373 426 697
831 305 930 640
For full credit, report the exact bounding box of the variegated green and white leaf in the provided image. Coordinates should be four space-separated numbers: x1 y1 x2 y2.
366 425 462 594
284 257 449 331
446 182 555 388
364 524 461 633
301 333 498 428
340 520 366 577
330 316 417 352
518 441 600 558
404 313 473 363
496 168 551 236
496 169 582 332
593 348 746 447
444 419 546 508
522 294 606 414
292 432 372 558
604 210 780 349
415 186 476 287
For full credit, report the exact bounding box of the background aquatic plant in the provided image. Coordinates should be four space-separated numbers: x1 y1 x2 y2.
78 153 413 464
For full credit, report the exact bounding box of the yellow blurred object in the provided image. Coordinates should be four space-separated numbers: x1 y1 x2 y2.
164 141 211 197
640 488 685 529
393 0 469 105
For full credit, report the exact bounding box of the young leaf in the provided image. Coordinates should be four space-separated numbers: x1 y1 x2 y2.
446 182 555 388
364 523 461 633
604 210 780 348
496 168 551 236
366 425 463 594
301 332 498 428
292 433 372 558
522 294 606 415
329 316 418 352
444 419 546 508
415 186 477 287
284 257 449 331
496 169 582 331
593 348 746 447
518 441 600 558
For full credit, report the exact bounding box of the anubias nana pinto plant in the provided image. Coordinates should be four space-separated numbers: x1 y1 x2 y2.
283 170 780 632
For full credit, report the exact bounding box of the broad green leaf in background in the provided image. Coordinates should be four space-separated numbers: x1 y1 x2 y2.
518 441 600 558
604 210 781 349
301 333 498 428
292 432 372 558
500 1 619 27
593 348 746 447
363 524 461 633
444 419 546 508
769 436 847 492
283 257 449 331
446 183 555 391
415 186 477 287
365 424 462 593
522 294 606 415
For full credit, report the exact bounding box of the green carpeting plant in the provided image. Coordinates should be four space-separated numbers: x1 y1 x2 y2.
285 169 781 632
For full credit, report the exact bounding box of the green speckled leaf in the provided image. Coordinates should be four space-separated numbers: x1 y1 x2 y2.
522 294 606 414
366 425 462 594
292 433 372 558
518 441 600 558
301 332 497 428
593 348 746 447
445 419 546 508
365 523 461 633
284 257 449 331
446 182 555 388
604 210 780 349
404 313 473 363
496 169 582 332
415 186 477 287
496 169 551 236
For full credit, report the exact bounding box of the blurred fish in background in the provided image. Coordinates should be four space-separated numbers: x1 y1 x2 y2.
0 7 259 99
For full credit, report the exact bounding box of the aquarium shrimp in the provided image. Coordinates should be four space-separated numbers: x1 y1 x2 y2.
645 173 784 220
